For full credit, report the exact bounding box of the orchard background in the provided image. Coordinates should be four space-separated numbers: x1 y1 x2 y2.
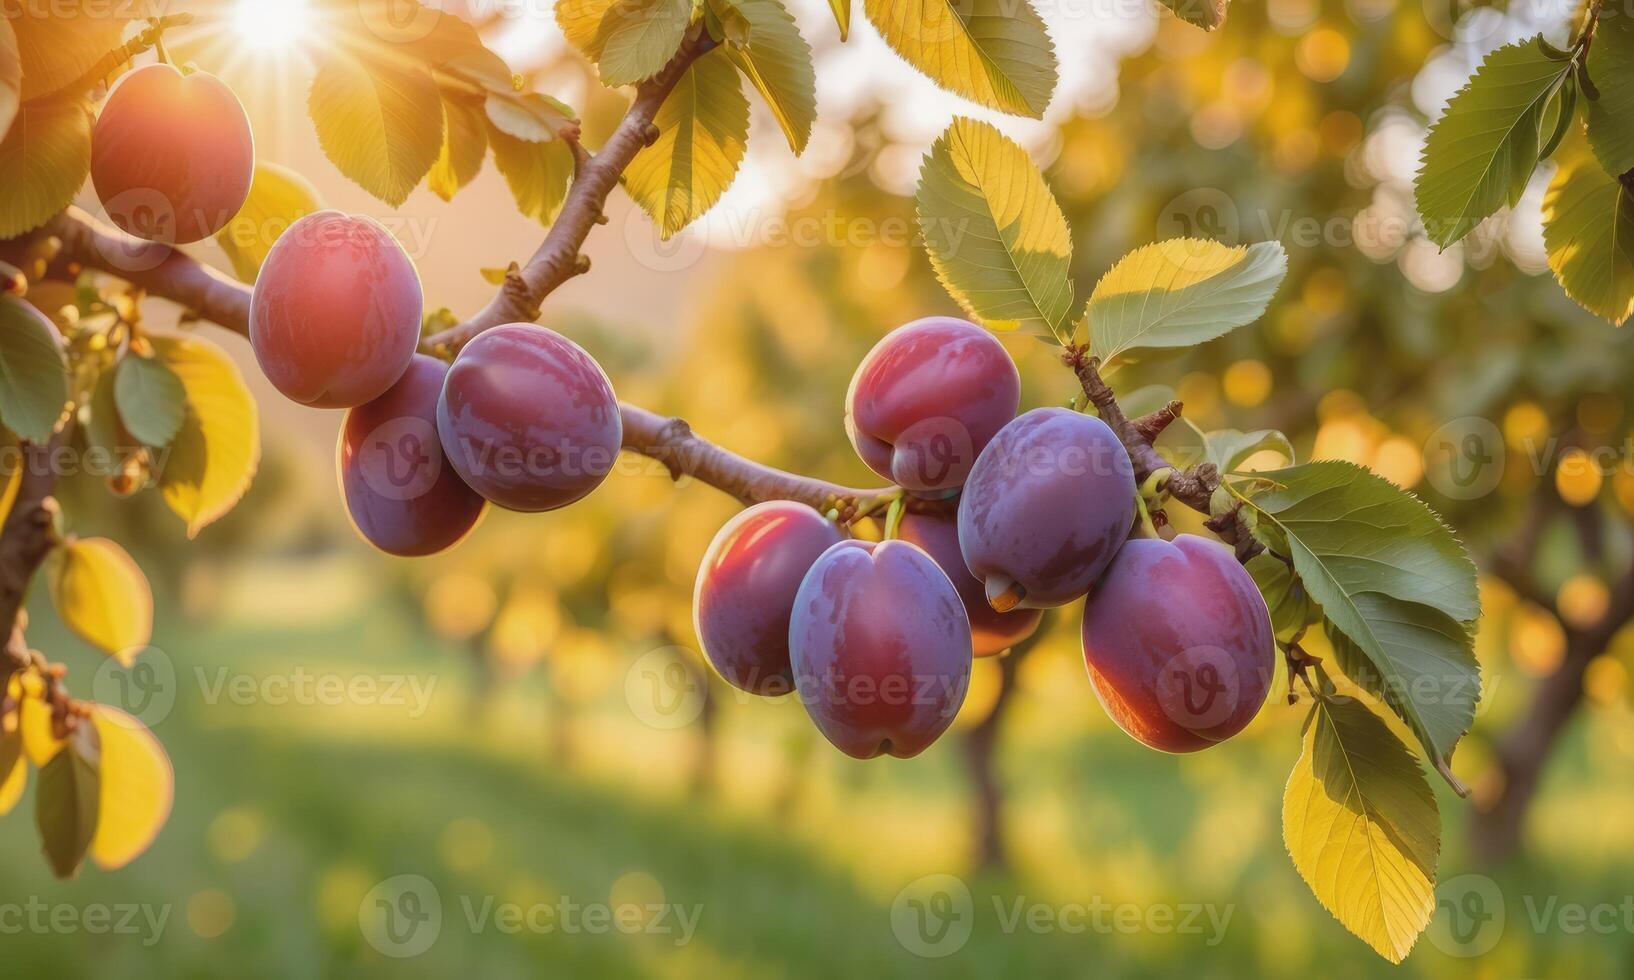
2 0 1634 976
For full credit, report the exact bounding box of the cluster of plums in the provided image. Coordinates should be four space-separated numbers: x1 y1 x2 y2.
247 208 622 554
90 63 1274 763
90 67 624 554
695 318 1276 759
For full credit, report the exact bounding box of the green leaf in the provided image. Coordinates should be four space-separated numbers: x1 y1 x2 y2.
114 354 187 448
1237 461 1481 785
864 0 1057 118
488 122 575 226
0 296 68 443
308 50 444 207
0 95 93 239
215 163 322 285
428 97 489 201
1586 8 1634 177
0 17 20 138
12 9 127 101
1085 239 1288 362
556 0 693 87
151 335 261 538
1284 696 1439 963
1206 427 1294 472
716 0 816 154
623 49 749 238
915 117 1074 338
828 0 851 40
484 92 578 143
1246 553 1315 641
48 537 152 664
1542 154 1634 325
1157 0 1229 31
35 722 100 880
1415 37 1571 248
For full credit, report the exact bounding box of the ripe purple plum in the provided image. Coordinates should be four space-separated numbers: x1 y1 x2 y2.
694 502 847 695
897 512 1042 657
91 64 254 244
845 317 1019 495
339 354 487 557
436 324 622 512
1080 535 1274 752
250 210 422 408
958 408 1136 609
790 539 971 759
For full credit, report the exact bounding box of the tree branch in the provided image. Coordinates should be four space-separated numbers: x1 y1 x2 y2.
419 28 720 356
0 434 66 675
24 209 894 520
1063 346 1262 559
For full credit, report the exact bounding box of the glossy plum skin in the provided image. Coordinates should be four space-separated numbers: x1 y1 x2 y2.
91 65 253 244
1081 535 1274 752
845 317 1019 495
437 324 622 513
790 539 972 759
958 408 1136 609
250 210 422 408
694 502 847 695
897 512 1042 657
339 354 487 557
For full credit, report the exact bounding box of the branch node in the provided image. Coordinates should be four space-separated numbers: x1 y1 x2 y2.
641 122 661 146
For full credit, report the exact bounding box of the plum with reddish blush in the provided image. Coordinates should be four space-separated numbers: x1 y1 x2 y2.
339 354 486 557
845 317 1019 495
790 539 971 759
694 502 846 695
1080 534 1275 752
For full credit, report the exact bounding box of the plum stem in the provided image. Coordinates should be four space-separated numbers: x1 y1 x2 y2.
1062 345 1262 563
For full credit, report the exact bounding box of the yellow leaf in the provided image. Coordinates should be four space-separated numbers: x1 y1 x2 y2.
12 9 127 101
623 49 749 238
484 92 577 143
0 95 93 239
0 426 19 523
89 706 173 871
1284 697 1440 963
428 98 488 201
716 0 816 154
915 117 1073 336
1 16 19 137
556 0 693 87
152 335 261 538
1543 155 1634 325
1085 239 1287 362
864 0 1057 118
0 742 24 816
215 163 323 285
828 0 851 41
16 673 62 766
307 50 443 207
49 537 152 664
488 123 575 226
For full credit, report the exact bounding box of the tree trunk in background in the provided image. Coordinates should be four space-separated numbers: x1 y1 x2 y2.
1469 634 1595 865
964 638 1036 873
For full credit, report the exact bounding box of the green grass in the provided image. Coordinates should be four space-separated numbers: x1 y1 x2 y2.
2 599 1633 978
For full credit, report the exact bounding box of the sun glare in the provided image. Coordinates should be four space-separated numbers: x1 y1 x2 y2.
233 0 313 52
